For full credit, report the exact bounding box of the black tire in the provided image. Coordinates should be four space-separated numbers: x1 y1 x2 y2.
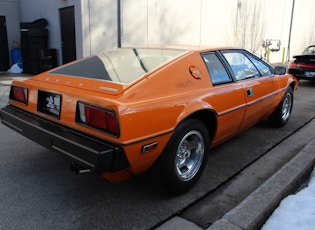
157 119 210 195
268 87 293 127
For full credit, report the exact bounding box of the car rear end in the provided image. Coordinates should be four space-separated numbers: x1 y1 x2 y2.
288 50 315 80
0 47 190 182
0 76 130 177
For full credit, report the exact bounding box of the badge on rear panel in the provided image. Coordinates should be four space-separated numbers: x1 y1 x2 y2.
37 90 62 118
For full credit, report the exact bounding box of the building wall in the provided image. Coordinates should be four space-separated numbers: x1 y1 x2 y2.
290 0 315 54
121 0 315 63
80 0 118 55
20 0 83 65
18 0 315 65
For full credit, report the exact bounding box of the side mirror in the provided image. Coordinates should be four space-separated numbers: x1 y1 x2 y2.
274 66 286 75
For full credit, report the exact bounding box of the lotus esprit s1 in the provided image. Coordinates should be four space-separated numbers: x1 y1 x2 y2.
0 47 298 194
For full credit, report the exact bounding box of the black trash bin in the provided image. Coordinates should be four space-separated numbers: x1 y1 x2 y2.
39 49 57 72
20 20 49 74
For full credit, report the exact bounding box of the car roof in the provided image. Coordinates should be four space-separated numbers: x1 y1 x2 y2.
120 45 240 53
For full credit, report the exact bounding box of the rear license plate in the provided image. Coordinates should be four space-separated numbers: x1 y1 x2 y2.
305 71 315 77
37 90 61 118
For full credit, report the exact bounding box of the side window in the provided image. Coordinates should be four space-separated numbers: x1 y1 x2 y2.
223 52 260 81
202 52 232 85
246 55 272 76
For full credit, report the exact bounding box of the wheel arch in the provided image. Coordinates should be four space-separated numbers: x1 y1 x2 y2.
289 81 297 92
288 76 299 92
179 109 218 146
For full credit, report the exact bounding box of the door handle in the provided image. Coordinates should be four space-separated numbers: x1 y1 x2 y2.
247 88 254 97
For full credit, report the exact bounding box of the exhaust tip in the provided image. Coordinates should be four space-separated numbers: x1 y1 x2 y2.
70 163 91 174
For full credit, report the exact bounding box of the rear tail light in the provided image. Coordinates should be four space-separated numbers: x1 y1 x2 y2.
289 59 315 68
300 63 315 68
289 62 297 68
9 86 28 104
76 102 119 137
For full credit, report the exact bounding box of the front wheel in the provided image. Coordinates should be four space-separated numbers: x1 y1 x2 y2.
157 119 210 195
268 87 293 127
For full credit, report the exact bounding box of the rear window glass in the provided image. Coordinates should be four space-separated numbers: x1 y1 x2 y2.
50 48 187 84
303 46 315 55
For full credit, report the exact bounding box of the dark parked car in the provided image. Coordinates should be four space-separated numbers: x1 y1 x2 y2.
288 45 315 80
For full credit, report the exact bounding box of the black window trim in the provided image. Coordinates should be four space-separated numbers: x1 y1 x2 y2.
242 51 274 77
202 49 275 86
201 51 234 86
219 49 275 81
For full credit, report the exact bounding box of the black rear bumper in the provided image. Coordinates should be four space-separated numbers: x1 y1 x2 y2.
0 105 129 173
288 67 315 79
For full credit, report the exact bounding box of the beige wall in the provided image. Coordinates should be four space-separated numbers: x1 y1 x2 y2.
121 0 315 63
19 0 315 64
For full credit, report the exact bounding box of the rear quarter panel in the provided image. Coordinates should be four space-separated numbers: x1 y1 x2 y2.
116 52 213 141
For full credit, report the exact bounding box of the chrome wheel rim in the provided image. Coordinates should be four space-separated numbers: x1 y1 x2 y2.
282 93 292 121
175 130 205 181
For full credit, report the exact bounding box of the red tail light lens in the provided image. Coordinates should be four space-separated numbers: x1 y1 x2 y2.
9 86 28 104
77 102 119 137
289 59 315 68
289 62 297 68
300 63 315 68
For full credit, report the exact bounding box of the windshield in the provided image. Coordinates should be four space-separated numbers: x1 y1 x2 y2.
50 48 187 84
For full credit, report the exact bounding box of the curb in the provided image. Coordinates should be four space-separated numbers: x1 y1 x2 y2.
208 139 315 230
156 131 315 230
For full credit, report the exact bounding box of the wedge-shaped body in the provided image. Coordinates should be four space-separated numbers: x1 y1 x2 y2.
0 47 298 194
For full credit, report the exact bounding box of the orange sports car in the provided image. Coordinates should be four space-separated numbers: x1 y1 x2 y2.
0 47 298 194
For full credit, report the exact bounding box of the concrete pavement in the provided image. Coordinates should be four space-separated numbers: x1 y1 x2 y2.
157 119 315 230
1 72 315 230
209 131 315 230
